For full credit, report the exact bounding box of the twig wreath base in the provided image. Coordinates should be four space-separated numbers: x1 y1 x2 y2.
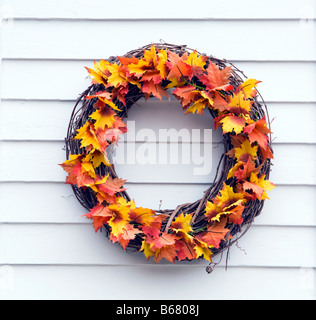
61 43 275 272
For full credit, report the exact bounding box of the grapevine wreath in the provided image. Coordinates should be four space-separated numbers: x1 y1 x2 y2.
60 43 275 272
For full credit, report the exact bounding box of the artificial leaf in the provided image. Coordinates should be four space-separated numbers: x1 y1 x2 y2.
142 80 168 100
243 117 271 150
228 91 253 115
184 98 207 115
170 213 193 234
89 107 117 130
153 244 177 263
243 173 276 200
185 51 207 76
234 139 258 163
107 203 131 238
198 218 229 249
83 204 113 232
215 113 246 135
129 207 156 226
200 62 232 91
173 85 200 108
193 239 213 262
60 154 95 187
240 78 261 99
166 51 193 82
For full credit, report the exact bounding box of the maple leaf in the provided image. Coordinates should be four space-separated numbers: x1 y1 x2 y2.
212 91 229 112
174 239 197 261
153 245 178 264
166 51 193 82
193 238 213 262
227 91 253 115
170 213 193 234
184 98 209 115
126 45 168 84
243 117 272 150
197 218 229 249
234 139 258 163
240 78 261 99
142 79 168 100
110 224 142 250
85 60 111 85
82 204 113 232
141 240 154 261
129 207 156 226
173 85 200 108
60 154 95 187
89 107 117 130
204 201 222 222
227 156 261 182
103 62 128 88
200 62 233 92
74 122 104 151
107 203 131 238
243 173 276 200
209 183 247 224
185 51 207 76
214 113 246 135
214 183 246 209
84 148 111 168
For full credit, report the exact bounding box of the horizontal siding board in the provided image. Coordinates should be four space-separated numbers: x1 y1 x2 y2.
3 0 316 20
1 100 315 143
0 141 315 185
0 224 315 268
0 265 315 300
2 60 316 102
0 183 315 227
2 20 316 61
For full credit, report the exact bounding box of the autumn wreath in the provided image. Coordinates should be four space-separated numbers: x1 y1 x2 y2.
60 43 275 272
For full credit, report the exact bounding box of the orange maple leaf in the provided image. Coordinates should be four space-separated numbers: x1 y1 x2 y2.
197 218 229 249
200 62 233 92
244 117 272 150
166 51 193 82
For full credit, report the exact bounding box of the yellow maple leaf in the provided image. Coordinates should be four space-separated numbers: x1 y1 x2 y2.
170 213 193 234
185 98 208 115
234 139 258 163
193 239 213 262
185 51 207 76
89 107 117 130
141 240 154 261
103 62 128 87
228 91 253 115
244 172 276 200
220 114 246 134
240 78 261 99
107 204 131 238
84 149 111 168
129 207 156 226
214 183 246 209
74 122 102 151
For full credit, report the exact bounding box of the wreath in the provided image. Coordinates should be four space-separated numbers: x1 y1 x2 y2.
60 43 275 272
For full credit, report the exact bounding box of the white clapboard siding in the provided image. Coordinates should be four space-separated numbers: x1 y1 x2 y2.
2 0 316 20
0 0 315 300
0 141 315 185
0 183 315 227
2 20 316 61
1 100 316 144
2 60 316 102
0 224 315 268
1 265 315 300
